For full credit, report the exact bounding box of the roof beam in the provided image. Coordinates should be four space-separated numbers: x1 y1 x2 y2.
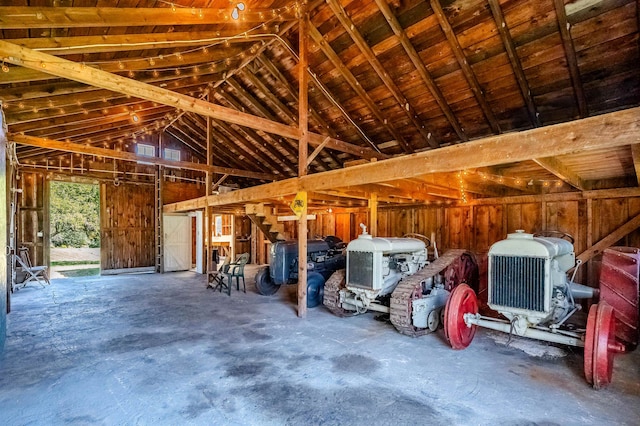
373 0 467 142
164 107 640 211
553 0 589 117
0 44 243 85
257 54 351 166
430 0 500 134
488 0 541 127
9 134 278 181
0 40 384 161
0 7 296 29
308 24 410 153
4 30 268 55
533 157 588 190
239 69 341 168
327 0 439 149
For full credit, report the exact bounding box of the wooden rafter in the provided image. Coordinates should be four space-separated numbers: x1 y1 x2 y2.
430 0 500 134
308 24 411 153
488 0 540 127
6 30 269 55
327 0 438 150
0 44 243 85
0 7 296 29
0 40 384 161
256 54 349 166
553 0 589 118
163 107 640 211
533 157 588 190
210 120 288 176
212 91 299 166
239 69 341 168
10 134 278 181
373 0 467 142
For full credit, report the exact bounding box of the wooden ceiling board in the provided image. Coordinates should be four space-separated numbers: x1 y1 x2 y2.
1 0 638 195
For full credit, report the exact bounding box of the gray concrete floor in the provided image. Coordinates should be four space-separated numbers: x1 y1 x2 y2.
1 265 639 425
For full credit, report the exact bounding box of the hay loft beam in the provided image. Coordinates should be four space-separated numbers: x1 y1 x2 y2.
164 107 640 212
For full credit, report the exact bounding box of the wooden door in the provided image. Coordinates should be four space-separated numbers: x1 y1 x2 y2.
163 214 191 272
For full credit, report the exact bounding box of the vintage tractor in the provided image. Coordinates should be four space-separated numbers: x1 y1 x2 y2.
254 236 346 308
443 230 640 389
324 224 478 337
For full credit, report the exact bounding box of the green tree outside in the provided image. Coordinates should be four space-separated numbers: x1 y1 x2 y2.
50 182 100 248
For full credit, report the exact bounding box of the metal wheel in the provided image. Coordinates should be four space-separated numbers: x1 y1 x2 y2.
444 283 478 350
533 230 574 244
443 252 479 293
254 266 280 295
584 303 622 389
306 272 325 308
427 309 440 331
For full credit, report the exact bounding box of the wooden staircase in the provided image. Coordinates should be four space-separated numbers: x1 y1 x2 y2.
246 203 286 243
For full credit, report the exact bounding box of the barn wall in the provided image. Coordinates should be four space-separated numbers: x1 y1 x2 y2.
101 182 155 271
1 122 6 352
17 172 48 267
373 196 640 288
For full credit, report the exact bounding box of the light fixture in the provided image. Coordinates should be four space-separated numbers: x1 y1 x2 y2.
1 61 9 73
130 112 140 123
232 2 245 20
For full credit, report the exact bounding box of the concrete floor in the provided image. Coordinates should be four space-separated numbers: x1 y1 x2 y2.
0 265 638 425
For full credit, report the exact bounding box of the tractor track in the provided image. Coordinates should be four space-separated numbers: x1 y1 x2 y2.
390 249 474 337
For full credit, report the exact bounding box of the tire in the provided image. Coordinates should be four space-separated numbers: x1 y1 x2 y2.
306 272 326 308
255 266 280 295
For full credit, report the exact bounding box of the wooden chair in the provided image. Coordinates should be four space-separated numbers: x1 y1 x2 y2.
222 253 250 295
14 246 51 290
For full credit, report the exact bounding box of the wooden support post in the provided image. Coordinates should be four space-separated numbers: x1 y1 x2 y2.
586 198 594 285
205 113 212 272
369 192 378 237
297 3 309 318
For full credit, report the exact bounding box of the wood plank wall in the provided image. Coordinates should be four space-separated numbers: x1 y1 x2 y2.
101 182 155 271
17 172 48 266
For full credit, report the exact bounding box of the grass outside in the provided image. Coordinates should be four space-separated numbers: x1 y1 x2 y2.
52 260 100 267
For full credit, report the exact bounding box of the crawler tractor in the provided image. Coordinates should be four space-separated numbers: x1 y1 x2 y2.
324 224 478 337
443 230 640 389
255 236 346 308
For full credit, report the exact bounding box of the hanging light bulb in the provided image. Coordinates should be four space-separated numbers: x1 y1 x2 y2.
1 62 9 73
130 112 140 123
232 3 245 21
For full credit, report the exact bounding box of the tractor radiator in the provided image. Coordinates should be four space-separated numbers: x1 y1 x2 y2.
489 255 546 312
348 251 374 289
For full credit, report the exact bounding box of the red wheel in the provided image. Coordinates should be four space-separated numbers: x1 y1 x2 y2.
443 252 479 293
444 283 478 350
584 303 619 389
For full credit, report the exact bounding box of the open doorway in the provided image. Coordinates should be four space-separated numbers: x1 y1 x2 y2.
49 181 100 278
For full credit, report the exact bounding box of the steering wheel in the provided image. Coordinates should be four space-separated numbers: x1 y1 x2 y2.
533 230 574 244
402 233 431 248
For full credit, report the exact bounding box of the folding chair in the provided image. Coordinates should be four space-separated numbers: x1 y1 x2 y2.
207 256 231 293
14 246 51 289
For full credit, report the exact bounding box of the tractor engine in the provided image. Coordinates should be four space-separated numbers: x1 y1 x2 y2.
488 230 596 331
338 224 428 313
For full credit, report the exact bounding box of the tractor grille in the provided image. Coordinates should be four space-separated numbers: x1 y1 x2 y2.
489 255 546 312
348 251 373 289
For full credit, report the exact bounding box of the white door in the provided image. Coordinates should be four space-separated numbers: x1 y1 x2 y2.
164 214 191 272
